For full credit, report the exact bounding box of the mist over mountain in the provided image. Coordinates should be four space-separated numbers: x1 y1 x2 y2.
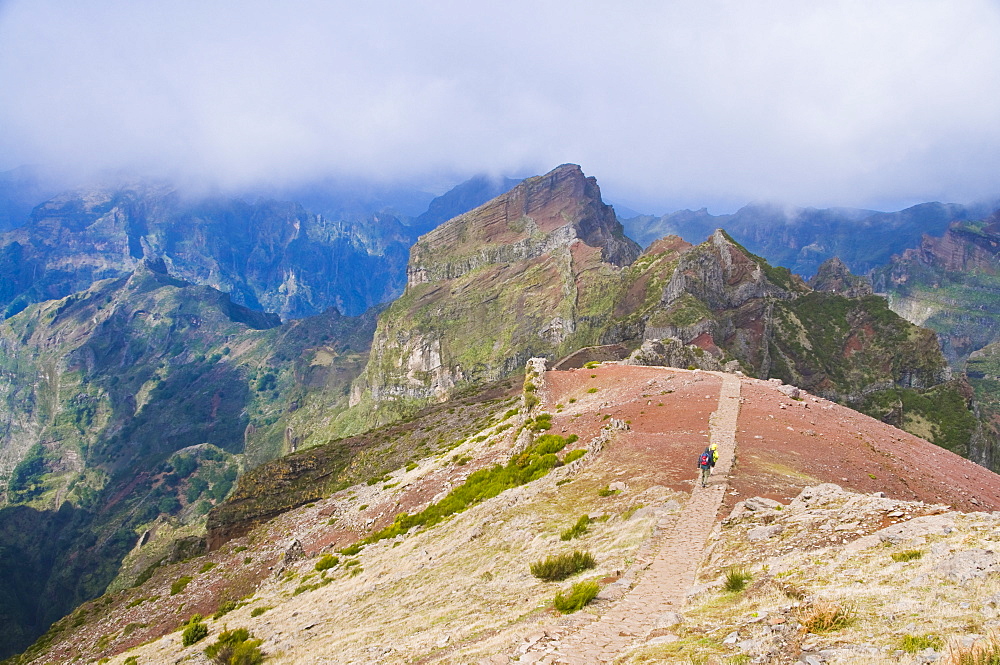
0 172 524 322
622 200 1000 278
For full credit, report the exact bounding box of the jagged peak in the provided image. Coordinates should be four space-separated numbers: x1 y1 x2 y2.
661 228 805 312
407 165 640 286
810 256 873 297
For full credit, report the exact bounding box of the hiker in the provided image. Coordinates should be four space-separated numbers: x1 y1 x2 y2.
698 443 718 487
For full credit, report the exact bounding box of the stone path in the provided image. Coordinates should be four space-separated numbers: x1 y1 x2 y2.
516 372 742 664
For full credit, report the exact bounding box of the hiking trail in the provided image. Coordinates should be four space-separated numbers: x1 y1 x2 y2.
512 371 742 664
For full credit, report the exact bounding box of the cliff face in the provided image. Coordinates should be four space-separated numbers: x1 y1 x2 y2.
351 164 640 422
874 217 1000 368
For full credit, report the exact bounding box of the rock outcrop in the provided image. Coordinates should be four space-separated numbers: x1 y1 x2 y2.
809 256 873 297
350 164 641 421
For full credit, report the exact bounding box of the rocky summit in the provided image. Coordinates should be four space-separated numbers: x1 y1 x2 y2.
21 362 1000 664
349 165 641 422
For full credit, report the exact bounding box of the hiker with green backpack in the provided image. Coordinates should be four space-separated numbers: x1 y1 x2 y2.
697 443 718 487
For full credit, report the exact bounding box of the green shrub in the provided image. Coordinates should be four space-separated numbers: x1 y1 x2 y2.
560 515 591 541
586 387 598 393
530 550 596 581
204 627 264 665
892 549 924 562
528 418 552 432
900 634 944 653
171 575 193 595
124 656 139 665
315 554 339 571
213 600 240 619
339 543 362 556
553 580 600 613
249 606 270 618
584 361 600 369
723 566 752 593
199 561 217 574
598 486 620 497
405 462 418 472
181 615 208 646
563 449 586 464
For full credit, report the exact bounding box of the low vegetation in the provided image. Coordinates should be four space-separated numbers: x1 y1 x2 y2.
722 566 752 593
891 549 923 562
170 576 193 596
204 627 264 665
945 633 1000 664
530 550 596 581
900 634 944 653
560 515 591 541
213 600 242 619
180 614 208 647
315 554 339 571
362 433 579 546
553 580 600 613
798 600 855 633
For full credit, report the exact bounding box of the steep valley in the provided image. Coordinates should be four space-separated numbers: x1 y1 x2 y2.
0 263 377 659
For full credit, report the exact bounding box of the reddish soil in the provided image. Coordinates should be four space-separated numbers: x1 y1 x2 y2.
732 379 1000 512
545 365 722 494
545 365 1000 514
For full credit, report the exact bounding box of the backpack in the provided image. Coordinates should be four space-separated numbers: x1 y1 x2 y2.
699 451 711 467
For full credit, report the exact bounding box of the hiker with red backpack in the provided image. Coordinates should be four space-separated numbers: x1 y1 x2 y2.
698 443 718 487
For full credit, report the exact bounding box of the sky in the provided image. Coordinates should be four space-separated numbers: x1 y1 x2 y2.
2 0 1000 214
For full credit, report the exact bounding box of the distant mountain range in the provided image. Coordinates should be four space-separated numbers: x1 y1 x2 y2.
622 199 1000 277
0 172 520 321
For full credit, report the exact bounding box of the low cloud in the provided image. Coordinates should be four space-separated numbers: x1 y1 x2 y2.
2 0 999 212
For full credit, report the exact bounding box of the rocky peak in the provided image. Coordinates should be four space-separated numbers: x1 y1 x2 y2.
407 164 639 287
808 256 873 297
662 229 804 312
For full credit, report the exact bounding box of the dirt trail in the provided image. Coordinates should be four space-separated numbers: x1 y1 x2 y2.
517 372 742 664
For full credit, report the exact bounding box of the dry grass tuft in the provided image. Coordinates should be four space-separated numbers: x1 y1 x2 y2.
942 633 1000 665
798 599 855 634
